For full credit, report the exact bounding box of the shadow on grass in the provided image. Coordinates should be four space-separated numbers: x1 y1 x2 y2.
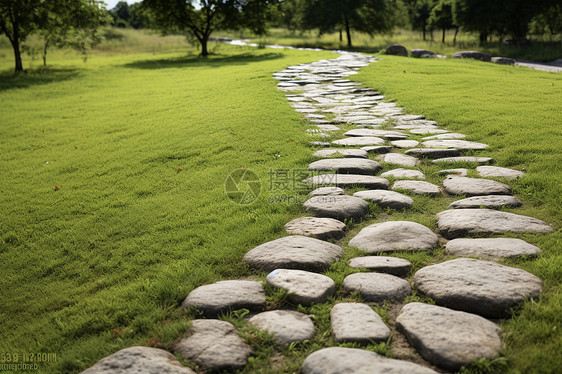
0 67 81 92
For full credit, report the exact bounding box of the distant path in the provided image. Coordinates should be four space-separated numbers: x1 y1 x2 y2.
515 59 562 73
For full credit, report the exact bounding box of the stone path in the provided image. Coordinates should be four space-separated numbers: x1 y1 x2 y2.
83 50 554 373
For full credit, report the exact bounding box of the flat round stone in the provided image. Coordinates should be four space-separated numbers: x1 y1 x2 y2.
391 140 420 148
392 180 440 196
438 168 468 176
343 273 411 302
285 217 346 240
344 129 409 139
302 347 438 374
477 165 525 179
304 174 390 189
381 168 425 179
182 280 266 316
174 320 252 371
353 190 414 209
349 256 412 276
81 347 195 374
449 195 523 209
349 221 439 252
414 258 542 318
248 310 315 346
396 302 503 370
331 303 390 343
380 153 419 166
410 128 449 134
243 236 344 272
436 209 553 239
405 148 460 159
266 269 335 305
332 137 385 146
423 133 466 140
393 114 425 121
423 140 488 150
445 238 541 259
304 195 370 221
313 149 368 158
308 158 382 175
433 156 493 164
443 176 511 196
309 186 346 196
361 145 392 154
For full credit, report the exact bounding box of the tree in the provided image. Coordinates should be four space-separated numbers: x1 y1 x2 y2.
405 0 435 41
142 0 277 57
428 0 455 43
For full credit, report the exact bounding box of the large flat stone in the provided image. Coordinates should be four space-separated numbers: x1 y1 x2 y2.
182 280 266 316
361 145 392 154
331 303 391 343
410 128 449 135
449 195 523 209
353 190 414 209
477 165 525 179
422 140 488 150
414 258 542 317
243 236 343 272
304 174 390 189
304 195 370 221
81 347 195 374
349 256 412 277
436 209 553 238
266 269 335 305
396 302 503 370
174 320 252 371
392 180 440 196
391 139 420 148
438 168 468 177
443 176 511 196
381 168 425 179
344 129 409 139
422 133 466 140
343 273 411 302
284 217 346 240
380 153 419 166
313 149 368 158
332 137 385 146
445 238 541 259
308 158 382 175
302 347 437 374
249 310 315 346
433 156 494 164
405 148 461 159
309 186 346 196
349 221 439 252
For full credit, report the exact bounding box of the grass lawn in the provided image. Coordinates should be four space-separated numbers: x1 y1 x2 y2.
1 28 561 373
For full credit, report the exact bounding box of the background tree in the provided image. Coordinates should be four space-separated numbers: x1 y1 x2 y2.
530 2 562 40
405 0 435 41
110 1 131 27
427 0 455 43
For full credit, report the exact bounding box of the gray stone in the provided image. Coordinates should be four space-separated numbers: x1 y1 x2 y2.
309 186 346 196
315 125 340 132
411 49 437 58
392 114 425 121
453 51 492 62
445 238 541 259
436 209 553 239
443 176 511 196
433 156 494 164
423 133 467 140
304 195 370 221
174 320 252 371
396 302 503 370
343 273 411 302
449 195 523 209
344 129 409 139
380 153 419 167
349 221 439 253
304 174 390 189
438 168 468 177
386 44 408 57
313 149 368 159
392 180 440 196
311 141 331 147
182 280 266 316
423 139 488 150
361 145 392 154
353 190 414 210
331 303 391 343
477 165 525 179
391 139 420 148
492 57 515 65
248 310 315 346
284 216 346 240
308 158 382 175
266 269 336 305
414 258 542 318
332 137 385 146
349 256 412 277
302 347 437 374
406 148 461 159
410 128 449 135
381 168 425 179
81 347 195 374
243 235 344 272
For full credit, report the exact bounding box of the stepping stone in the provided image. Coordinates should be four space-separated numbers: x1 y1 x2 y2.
304 195 370 221
344 129 409 140
285 217 346 240
266 269 335 305
304 174 390 189
308 158 382 175
396 302 503 370
477 165 525 179
443 176 511 196
311 141 330 147
392 114 425 121
315 125 340 131
243 236 343 272
436 209 553 239
248 310 315 346
449 195 523 209
343 273 411 302
423 139 488 150
361 145 392 153
313 149 368 159
332 137 385 146
349 256 412 276
438 168 468 176
395 119 438 127
391 139 420 148
392 180 440 196
353 190 414 209
423 133 466 140
302 347 438 374
174 320 252 371
331 303 391 343
81 347 195 374
405 148 460 159
445 238 541 259
380 153 419 166
182 280 265 316
349 221 439 253
410 128 449 135
414 258 542 318
309 186 345 196
433 156 494 164
381 168 425 179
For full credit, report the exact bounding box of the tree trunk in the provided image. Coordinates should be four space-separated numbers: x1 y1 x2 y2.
200 36 209 57
344 15 352 48
42 39 49 66
339 29 342 43
479 31 488 43
12 36 23 72
422 27 426 41
442 28 446 43
453 27 459 45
